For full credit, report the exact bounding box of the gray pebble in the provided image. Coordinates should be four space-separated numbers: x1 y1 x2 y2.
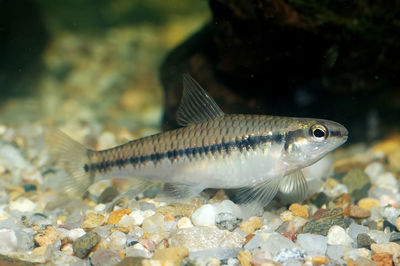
72 231 101 259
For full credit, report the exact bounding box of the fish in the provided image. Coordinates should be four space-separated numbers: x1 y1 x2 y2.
48 74 348 210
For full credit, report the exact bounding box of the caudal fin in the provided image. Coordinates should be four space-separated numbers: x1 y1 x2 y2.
45 126 92 196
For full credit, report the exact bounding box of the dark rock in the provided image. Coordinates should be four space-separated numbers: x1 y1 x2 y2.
389 232 400 243
72 231 101 259
0 254 33 266
302 208 346 236
215 212 242 231
383 220 397 232
364 220 378 230
22 184 36 192
341 169 371 202
312 192 330 208
357 233 375 249
117 257 145 266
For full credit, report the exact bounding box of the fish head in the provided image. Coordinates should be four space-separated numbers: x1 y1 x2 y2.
282 118 348 169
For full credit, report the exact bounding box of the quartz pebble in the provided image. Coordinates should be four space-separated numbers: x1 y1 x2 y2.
191 204 216 226
129 210 145 225
9 197 37 212
260 233 297 256
327 225 353 246
177 217 193 228
169 227 244 252
0 229 17 254
108 230 127 252
90 248 122 266
347 223 368 242
142 213 164 233
364 162 385 181
273 247 306 264
296 233 327 257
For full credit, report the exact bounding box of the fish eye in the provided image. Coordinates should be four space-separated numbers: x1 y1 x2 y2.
310 124 328 141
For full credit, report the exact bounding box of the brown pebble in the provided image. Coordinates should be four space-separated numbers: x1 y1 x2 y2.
240 217 263 234
152 247 189 266
371 253 393 266
34 226 59 247
348 204 371 219
346 258 355 266
244 234 255 246
81 212 106 229
107 209 131 225
289 203 309 218
312 257 328 264
371 242 400 255
209 189 229 203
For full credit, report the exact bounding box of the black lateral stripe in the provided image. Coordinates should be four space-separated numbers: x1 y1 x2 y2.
86 133 283 172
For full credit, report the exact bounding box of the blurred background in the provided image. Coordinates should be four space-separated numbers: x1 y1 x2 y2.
1 0 399 145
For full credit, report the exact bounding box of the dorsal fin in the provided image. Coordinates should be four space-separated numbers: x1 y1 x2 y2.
176 74 225 126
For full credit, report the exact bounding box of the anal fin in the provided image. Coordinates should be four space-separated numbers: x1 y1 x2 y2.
158 182 205 202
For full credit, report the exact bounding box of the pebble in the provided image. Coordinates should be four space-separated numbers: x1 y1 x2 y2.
390 232 400 243
251 250 273 265
240 217 263 234
108 209 132 225
72 231 101 259
357 198 380 211
81 212 106 229
286 216 308 234
9 197 37 212
108 230 127 252
302 208 346 236
191 204 216 226
215 212 242 231
129 210 145 226
67 228 86 241
34 226 59 247
237 249 252 266
182 257 221 266
139 238 156 252
273 247 306 264
152 247 189 265
342 168 371 202
0 229 17 254
117 257 145 266
177 217 193 229
348 205 371 219
90 248 122 266
169 227 244 252
326 245 345 263
157 201 201 217
364 162 385 181
125 245 152 258
347 223 368 242
357 233 375 249
142 213 164 233
296 233 327 257
289 203 309 218
369 230 391 244
244 234 263 251
375 172 397 188
213 200 242 218
371 252 393 265
260 233 297 256
371 242 400 255
327 225 353 246
279 210 294 222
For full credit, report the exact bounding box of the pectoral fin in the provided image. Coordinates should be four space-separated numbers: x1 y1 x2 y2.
233 177 281 207
277 170 308 203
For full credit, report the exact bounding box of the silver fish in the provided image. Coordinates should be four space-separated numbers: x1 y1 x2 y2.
49 74 348 208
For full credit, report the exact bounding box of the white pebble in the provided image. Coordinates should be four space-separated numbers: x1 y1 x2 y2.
327 225 353 246
108 230 127 252
177 217 193 229
0 229 17 254
9 197 37 212
67 228 86 241
143 209 155 218
375 172 398 188
213 200 242 218
117 215 135 228
296 233 327 257
191 204 216 226
365 162 385 181
129 210 145 225
94 204 106 212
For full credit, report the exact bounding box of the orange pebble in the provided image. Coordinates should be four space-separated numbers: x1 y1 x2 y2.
312 257 328 264
107 209 132 224
164 214 175 221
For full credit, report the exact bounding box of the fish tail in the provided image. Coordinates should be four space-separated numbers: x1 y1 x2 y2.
45 126 93 196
